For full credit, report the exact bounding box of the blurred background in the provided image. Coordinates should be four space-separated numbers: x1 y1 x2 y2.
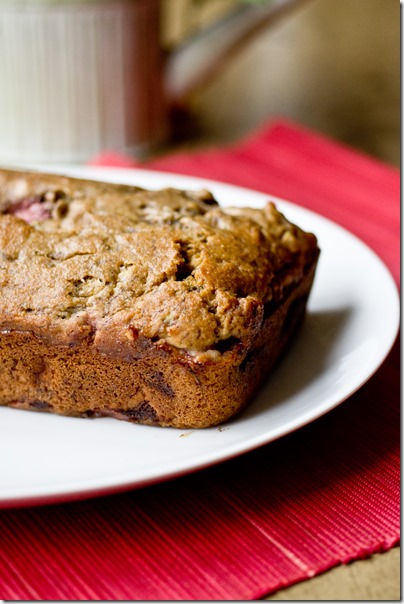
162 0 400 166
0 0 399 167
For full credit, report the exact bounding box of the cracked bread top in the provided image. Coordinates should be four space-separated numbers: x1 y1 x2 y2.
0 169 319 357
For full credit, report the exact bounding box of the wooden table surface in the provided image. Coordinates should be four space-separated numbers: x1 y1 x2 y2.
163 0 400 600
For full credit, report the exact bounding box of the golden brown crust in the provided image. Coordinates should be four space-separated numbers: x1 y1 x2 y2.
0 168 319 428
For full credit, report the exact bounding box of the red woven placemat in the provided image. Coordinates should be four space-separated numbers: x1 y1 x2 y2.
0 120 399 600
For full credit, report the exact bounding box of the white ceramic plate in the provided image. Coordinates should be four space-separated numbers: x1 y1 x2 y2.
0 167 399 508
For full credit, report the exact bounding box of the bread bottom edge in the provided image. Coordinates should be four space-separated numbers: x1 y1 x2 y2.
0 268 316 429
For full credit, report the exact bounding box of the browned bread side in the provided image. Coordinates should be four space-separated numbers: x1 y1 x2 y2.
0 169 319 428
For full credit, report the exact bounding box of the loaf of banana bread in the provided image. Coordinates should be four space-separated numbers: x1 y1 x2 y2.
0 168 319 428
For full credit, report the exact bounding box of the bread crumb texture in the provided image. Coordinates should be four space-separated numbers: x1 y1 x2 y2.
0 170 318 356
